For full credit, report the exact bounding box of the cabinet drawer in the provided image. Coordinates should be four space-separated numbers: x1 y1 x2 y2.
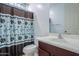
52 45 79 56
38 48 50 56
39 41 54 53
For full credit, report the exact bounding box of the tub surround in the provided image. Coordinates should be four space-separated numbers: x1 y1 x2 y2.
37 35 79 55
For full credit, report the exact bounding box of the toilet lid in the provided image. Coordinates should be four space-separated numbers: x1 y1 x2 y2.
23 44 37 53
23 44 36 50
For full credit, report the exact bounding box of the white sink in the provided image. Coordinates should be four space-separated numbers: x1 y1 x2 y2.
49 38 67 43
63 34 79 39
39 35 79 48
64 38 79 48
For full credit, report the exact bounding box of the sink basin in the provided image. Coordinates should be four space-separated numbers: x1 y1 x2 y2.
64 38 79 48
37 35 79 48
50 38 66 42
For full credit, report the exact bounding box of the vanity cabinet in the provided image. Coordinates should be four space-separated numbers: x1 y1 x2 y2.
38 41 79 56
38 48 50 56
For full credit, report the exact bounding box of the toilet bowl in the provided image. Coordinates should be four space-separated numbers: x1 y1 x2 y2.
23 44 37 56
23 39 38 56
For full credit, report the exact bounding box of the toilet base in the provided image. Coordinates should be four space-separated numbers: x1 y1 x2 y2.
23 44 37 56
23 52 38 56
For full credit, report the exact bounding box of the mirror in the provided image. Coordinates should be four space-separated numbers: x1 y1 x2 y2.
49 3 79 35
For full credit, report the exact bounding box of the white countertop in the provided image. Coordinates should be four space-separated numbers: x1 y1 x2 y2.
36 36 79 54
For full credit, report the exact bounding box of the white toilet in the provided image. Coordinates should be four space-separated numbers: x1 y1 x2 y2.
23 39 38 56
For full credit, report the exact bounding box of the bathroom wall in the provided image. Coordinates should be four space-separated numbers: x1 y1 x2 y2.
64 4 79 35
49 4 64 33
29 4 49 37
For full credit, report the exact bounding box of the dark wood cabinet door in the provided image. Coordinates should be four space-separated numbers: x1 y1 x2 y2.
38 48 50 56
52 46 79 56
39 41 54 55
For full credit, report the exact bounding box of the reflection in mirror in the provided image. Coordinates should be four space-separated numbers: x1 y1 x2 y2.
49 3 79 35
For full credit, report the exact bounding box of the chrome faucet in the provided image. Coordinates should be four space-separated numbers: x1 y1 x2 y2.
58 33 63 39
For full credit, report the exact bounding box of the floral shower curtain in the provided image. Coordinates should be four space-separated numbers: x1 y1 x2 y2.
0 13 34 49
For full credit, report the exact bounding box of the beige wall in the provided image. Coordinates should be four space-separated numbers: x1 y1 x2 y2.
64 4 79 35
